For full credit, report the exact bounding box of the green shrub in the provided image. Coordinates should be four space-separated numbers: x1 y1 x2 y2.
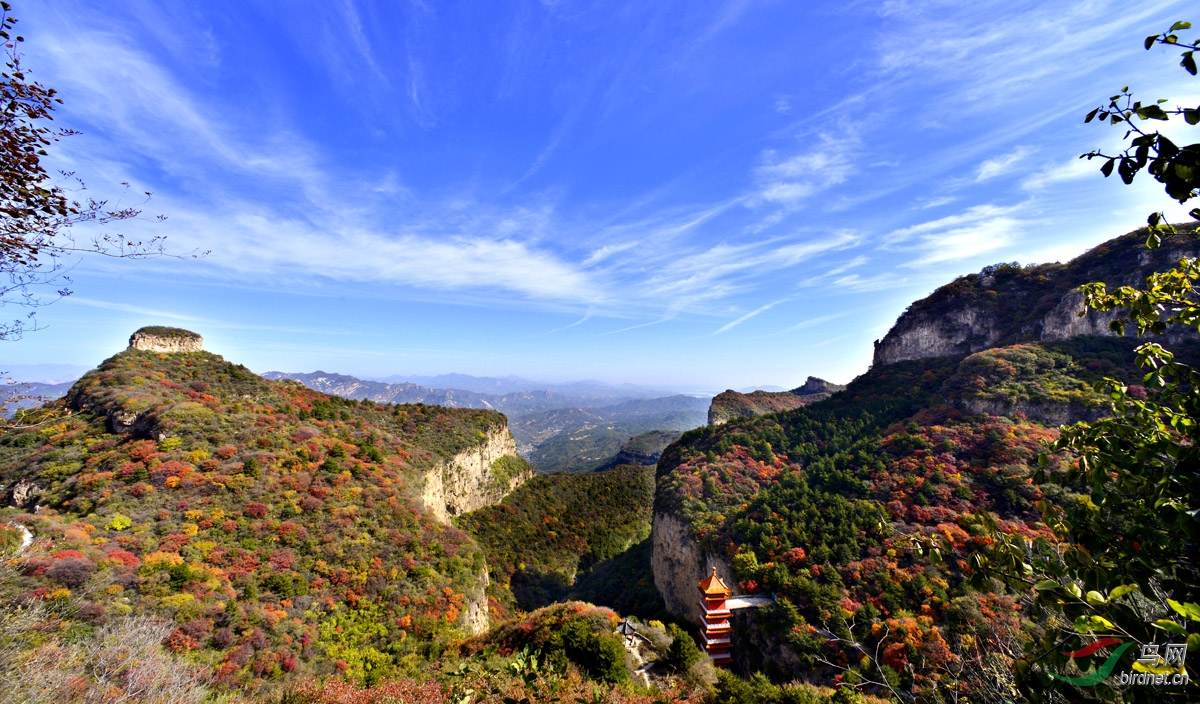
560 619 628 684
665 622 701 671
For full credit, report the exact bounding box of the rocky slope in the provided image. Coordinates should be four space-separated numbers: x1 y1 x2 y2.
871 226 1200 367
707 377 845 425
650 511 736 624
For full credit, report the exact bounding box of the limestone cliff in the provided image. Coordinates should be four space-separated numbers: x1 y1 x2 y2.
650 511 737 624
872 227 1200 368
462 565 491 635
128 326 204 353
421 425 533 523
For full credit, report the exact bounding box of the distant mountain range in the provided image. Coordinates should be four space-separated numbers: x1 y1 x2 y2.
263 370 710 472
1 380 76 415
365 372 672 399
1 363 91 384
508 396 709 472
259 370 678 416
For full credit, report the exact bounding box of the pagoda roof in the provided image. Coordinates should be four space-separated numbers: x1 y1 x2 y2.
697 567 733 596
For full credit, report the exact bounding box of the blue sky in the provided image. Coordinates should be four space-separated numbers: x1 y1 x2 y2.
2 0 1197 392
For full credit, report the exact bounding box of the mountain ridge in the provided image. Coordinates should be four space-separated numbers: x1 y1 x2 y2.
872 225 1200 367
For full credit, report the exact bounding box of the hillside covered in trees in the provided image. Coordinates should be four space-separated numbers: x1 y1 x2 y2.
651 230 1200 701
456 465 657 613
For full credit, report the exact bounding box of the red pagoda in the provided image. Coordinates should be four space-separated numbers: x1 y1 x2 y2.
697 566 733 666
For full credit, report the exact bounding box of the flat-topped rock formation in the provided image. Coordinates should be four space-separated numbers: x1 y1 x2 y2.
128 326 203 353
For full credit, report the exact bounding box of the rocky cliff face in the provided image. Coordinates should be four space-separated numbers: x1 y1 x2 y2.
650 511 736 623
421 425 533 523
956 396 1109 426
128 326 204 353
871 229 1200 368
421 426 532 634
873 304 1002 366
462 566 491 635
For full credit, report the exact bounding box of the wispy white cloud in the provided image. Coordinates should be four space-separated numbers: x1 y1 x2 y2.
65 297 215 324
755 132 859 207
825 255 869 277
543 309 595 334
775 311 853 334
643 231 861 302
976 146 1032 182
35 27 330 206
691 0 756 47
712 297 789 335
884 204 1028 267
337 0 387 82
830 272 910 292
1021 156 1096 191
182 206 601 303
872 0 1181 108
583 243 640 266
920 196 957 209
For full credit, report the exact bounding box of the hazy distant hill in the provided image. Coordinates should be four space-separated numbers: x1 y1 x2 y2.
372 372 671 399
2 380 76 416
594 429 685 469
261 370 648 416
510 395 708 473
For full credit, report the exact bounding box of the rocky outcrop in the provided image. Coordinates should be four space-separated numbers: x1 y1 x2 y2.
872 229 1200 368
4 480 42 509
129 326 203 353
708 377 844 425
1038 290 1124 342
421 425 533 523
873 304 1001 367
106 408 159 437
651 511 736 623
793 377 844 396
957 397 1109 426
